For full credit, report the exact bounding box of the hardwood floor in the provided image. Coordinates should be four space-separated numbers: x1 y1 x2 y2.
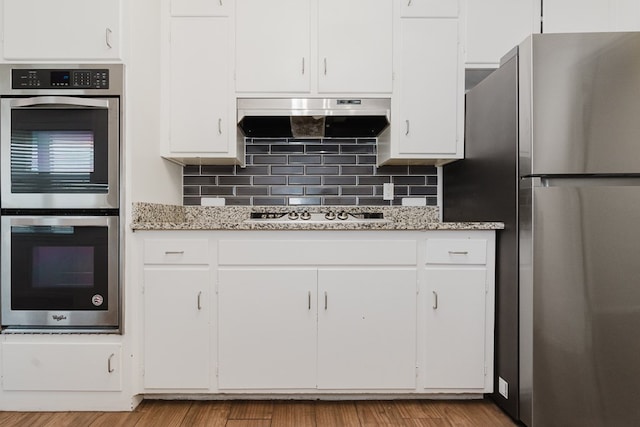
0 399 518 426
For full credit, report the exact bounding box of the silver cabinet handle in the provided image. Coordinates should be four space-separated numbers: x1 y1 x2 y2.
405 120 410 136
164 251 184 255
11 96 109 109
302 57 305 75
432 291 438 309
408 0 412 6
218 118 222 135
106 28 113 49
197 291 202 310
308 291 311 310
324 58 327 76
324 291 328 310
219 0 223 5
448 251 469 255
107 353 115 373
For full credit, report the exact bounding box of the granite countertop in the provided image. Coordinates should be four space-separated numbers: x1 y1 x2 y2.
131 202 504 231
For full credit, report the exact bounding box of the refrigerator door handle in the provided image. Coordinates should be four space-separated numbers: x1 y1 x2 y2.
534 176 640 188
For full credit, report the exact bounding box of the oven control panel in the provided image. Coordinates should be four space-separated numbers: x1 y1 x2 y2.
11 69 110 89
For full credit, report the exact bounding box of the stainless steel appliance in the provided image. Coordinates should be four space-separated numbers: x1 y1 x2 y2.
0 64 122 209
1 215 119 330
0 64 123 332
443 32 640 426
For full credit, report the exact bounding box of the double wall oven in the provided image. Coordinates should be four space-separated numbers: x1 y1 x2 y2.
0 64 123 332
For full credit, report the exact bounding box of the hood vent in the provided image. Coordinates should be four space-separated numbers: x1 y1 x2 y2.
237 98 391 138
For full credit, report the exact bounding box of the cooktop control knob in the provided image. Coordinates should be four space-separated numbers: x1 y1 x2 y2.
337 211 349 221
325 211 336 220
300 210 311 220
288 211 299 220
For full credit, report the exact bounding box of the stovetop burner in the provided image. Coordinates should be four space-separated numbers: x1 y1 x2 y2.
247 210 387 223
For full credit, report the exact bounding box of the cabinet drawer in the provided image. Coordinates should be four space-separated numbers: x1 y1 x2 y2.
400 0 459 17
2 343 122 391
144 239 209 265
425 239 487 265
219 240 416 265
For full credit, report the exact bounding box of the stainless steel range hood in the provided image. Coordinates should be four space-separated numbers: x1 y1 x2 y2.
237 98 391 138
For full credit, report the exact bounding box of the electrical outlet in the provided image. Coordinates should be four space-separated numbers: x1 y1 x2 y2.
498 377 509 399
383 183 394 200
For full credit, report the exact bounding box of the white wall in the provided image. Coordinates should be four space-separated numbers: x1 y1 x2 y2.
124 0 182 207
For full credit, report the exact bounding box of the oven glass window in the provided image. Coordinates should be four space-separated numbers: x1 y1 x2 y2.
10 109 109 193
11 225 109 310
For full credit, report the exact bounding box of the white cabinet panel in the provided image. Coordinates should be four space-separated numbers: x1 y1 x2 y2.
168 17 231 154
318 0 392 93
2 0 121 60
144 239 210 265
400 0 459 17
393 18 461 158
425 238 487 265
424 268 487 389
218 269 318 389
317 269 417 389
171 0 231 16
466 0 540 66
2 342 122 391
543 0 640 33
143 268 211 390
235 0 311 93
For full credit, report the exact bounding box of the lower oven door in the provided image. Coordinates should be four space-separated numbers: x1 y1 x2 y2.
1 215 119 331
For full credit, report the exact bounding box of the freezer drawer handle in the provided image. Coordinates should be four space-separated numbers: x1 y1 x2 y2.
308 291 311 310
107 353 115 373
408 0 412 6
164 251 185 255
432 291 438 309
405 120 410 136
324 291 328 310
197 291 202 310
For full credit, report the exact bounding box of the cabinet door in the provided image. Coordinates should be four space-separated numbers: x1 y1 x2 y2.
466 0 540 66
235 0 311 93
171 0 231 16
317 269 417 389
424 268 487 389
218 269 317 389
2 342 122 391
396 18 461 156
400 0 458 17
144 268 211 389
168 17 230 153
543 0 610 33
318 0 393 93
2 0 120 60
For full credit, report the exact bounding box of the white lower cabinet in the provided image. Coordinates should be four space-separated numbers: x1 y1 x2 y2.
2 342 122 391
142 238 211 390
317 269 417 389
218 269 317 389
143 268 211 390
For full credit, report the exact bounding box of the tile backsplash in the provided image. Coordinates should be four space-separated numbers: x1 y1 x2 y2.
183 138 437 206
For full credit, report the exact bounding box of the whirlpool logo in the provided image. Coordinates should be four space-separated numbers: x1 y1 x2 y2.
52 314 68 322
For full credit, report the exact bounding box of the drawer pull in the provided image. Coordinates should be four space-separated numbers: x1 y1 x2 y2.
308 291 311 310
164 251 185 255
448 251 469 255
107 353 115 373
432 291 438 309
408 0 412 5
197 291 202 310
324 291 328 310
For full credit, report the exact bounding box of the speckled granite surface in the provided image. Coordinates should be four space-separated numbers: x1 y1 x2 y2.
131 202 504 231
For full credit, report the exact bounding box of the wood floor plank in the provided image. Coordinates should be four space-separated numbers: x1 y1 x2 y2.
133 400 194 427
315 401 361 427
228 401 274 420
88 411 145 427
0 412 56 427
180 401 231 427
41 412 101 427
225 421 271 427
355 401 404 426
394 400 447 419
271 401 316 427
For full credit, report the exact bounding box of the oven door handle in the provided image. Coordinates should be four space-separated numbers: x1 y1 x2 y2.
10 96 109 109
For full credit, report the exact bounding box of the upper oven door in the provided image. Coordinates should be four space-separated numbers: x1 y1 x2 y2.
0 96 119 209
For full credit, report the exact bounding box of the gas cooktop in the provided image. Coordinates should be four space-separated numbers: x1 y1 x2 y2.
246 210 388 223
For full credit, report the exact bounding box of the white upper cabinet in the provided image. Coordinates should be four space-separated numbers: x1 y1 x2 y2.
543 0 640 33
466 0 541 67
400 0 459 17
2 0 121 60
234 0 392 95
235 0 311 93
380 1 463 165
171 0 231 16
317 0 393 94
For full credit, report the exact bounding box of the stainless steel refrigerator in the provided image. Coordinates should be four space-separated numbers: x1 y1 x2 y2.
443 32 640 427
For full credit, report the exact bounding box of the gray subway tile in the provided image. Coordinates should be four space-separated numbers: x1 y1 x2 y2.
183 186 201 196
236 186 269 196
427 176 438 185
306 144 340 154
272 165 305 175
201 165 235 175
184 176 217 185
219 176 252 185
288 197 322 206
393 176 427 185
253 155 287 164
251 138 287 144
183 197 201 206
341 145 375 154
253 176 287 185
246 145 270 154
289 176 322 185
253 197 287 206
342 186 374 196
323 197 357 206
183 165 200 175
306 186 339 196
323 176 357 185
237 166 270 175
409 165 438 175
323 155 357 165
358 176 390 185
357 155 377 165
271 186 304 196
225 197 252 206
305 166 340 175
410 186 438 196
357 197 388 206
376 165 409 175
357 138 377 144
271 144 305 154
289 155 322 164
201 186 234 196
341 165 374 175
